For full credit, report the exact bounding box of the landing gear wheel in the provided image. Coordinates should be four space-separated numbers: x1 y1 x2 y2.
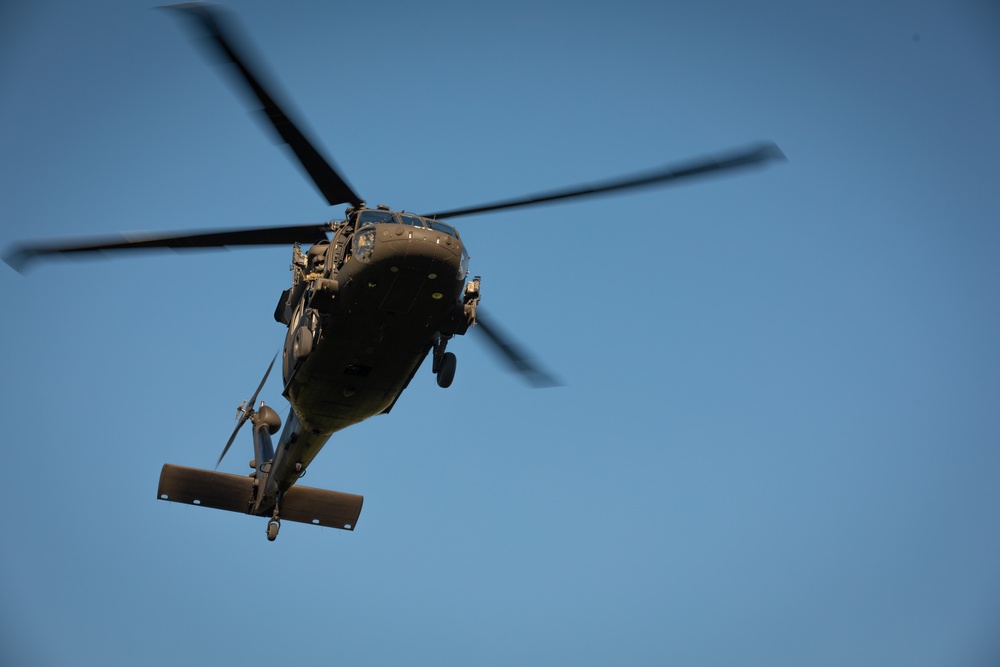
436 351 456 388
266 520 280 541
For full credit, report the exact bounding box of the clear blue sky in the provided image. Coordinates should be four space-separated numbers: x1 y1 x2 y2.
2 1 999 665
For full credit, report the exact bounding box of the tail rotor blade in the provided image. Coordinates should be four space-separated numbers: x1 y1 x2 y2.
216 353 278 469
217 413 250 470
247 353 278 410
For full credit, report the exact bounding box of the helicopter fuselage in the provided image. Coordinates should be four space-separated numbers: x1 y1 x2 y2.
264 208 478 495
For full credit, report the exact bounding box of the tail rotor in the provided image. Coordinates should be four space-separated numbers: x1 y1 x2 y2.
216 354 278 469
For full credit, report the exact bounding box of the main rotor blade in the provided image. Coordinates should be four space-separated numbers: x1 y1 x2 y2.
474 312 560 388
166 4 363 208
423 142 785 221
217 353 277 469
4 223 330 273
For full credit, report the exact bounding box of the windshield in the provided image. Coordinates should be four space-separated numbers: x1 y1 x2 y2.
358 210 394 225
426 219 458 237
355 210 459 239
398 214 426 227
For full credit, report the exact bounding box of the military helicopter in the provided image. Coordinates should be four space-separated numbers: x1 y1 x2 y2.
4 4 785 541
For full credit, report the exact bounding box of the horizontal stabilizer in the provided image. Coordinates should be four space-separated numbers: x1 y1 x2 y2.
157 464 363 531
158 464 254 514
282 484 364 530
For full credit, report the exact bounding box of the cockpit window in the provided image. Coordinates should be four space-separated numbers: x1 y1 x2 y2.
427 219 458 238
398 214 425 227
358 210 394 225
356 209 459 239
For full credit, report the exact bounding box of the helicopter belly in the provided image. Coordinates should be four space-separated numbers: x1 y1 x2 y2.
287 337 429 435
284 235 466 438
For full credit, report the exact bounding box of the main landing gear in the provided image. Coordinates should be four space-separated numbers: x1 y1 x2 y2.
432 335 457 388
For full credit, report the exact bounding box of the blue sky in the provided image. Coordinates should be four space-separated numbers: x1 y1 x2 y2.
2 1 999 665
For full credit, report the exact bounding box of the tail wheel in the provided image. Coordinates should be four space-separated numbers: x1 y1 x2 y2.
436 352 457 388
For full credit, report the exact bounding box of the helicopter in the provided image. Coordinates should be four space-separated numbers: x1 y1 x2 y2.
4 4 785 541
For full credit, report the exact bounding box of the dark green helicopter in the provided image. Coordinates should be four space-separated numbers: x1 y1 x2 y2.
4 4 784 541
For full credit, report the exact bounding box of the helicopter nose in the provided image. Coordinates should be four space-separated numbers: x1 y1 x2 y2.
376 226 463 273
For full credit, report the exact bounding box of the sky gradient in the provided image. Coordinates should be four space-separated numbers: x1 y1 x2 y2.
2 1 999 665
